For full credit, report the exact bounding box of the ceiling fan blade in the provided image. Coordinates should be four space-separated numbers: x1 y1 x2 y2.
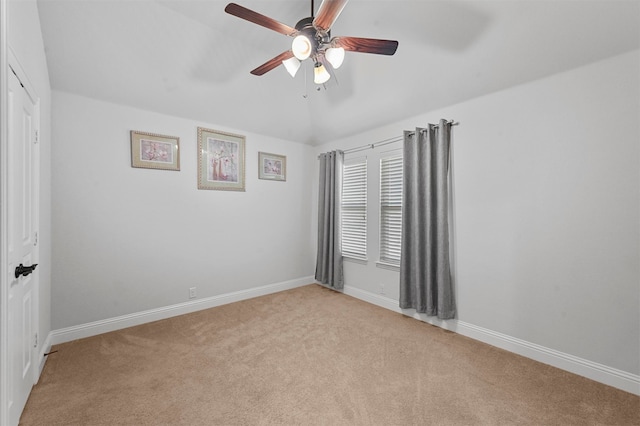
225 3 297 36
313 0 349 32
250 51 295 76
334 37 399 55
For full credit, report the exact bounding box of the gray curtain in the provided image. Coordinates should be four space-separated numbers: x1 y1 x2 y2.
399 120 455 319
315 150 344 289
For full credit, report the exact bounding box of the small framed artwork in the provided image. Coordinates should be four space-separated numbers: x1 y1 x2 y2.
131 131 180 171
197 127 246 191
258 152 286 181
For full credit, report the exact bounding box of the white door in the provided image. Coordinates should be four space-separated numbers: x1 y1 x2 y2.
7 68 39 426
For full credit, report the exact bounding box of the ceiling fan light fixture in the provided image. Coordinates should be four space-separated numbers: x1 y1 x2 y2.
314 62 331 84
225 1 399 83
292 35 312 60
282 57 301 77
325 47 345 69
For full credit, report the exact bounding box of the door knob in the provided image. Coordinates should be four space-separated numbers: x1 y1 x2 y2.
14 263 37 279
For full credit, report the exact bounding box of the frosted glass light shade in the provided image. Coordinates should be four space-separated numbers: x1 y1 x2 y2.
314 63 331 84
292 35 312 60
325 47 345 69
282 57 301 77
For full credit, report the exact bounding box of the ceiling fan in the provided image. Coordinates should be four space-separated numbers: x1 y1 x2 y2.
224 0 399 85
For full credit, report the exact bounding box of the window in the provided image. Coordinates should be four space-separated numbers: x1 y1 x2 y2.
341 157 367 259
380 153 403 265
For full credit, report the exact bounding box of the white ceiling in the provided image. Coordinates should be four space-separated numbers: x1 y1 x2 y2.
36 0 640 145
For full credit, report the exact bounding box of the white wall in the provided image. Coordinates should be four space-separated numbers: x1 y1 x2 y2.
7 0 52 363
314 50 640 377
51 92 315 330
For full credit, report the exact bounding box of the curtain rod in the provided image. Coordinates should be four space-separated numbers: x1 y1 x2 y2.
320 120 458 157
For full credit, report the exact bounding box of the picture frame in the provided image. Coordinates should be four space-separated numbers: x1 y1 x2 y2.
258 152 286 182
197 127 246 191
130 131 180 171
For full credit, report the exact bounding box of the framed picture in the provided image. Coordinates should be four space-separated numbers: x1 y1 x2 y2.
197 127 246 191
130 131 180 171
258 152 286 181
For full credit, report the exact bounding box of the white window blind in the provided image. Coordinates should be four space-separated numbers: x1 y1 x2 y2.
380 153 403 265
341 157 367 259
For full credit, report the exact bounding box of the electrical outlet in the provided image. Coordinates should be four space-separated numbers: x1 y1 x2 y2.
379 284 385 295
189 287 197 299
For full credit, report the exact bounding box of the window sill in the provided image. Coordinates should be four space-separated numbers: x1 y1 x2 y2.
344 256 368 265
376 261 400 272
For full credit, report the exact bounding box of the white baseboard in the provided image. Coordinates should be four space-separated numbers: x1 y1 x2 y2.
51 276 314 346
342 284 640 396
453 320 640 396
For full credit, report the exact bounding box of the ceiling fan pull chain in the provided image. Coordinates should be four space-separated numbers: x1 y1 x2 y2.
303 61 308 98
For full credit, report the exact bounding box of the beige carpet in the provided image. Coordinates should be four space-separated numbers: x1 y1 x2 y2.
21 284 639 425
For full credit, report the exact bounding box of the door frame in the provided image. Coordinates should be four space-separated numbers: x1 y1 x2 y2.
1 0 10 423
0 1 42 421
